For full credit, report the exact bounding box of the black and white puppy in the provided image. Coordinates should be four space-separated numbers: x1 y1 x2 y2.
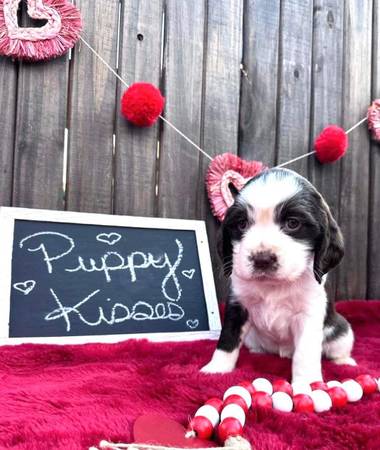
201 168 355 383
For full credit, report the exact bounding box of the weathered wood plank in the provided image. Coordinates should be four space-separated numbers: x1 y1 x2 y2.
336 0 372 299
309 0 344 300
66 0 119 213
199 0 243 299
157 0 205 219
276 0 313 176
13 55 68 209
0 58 17 207
367 0 380 299
114 0 163 217
239 0 280 166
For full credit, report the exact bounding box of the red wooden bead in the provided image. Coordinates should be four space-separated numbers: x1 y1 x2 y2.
223 394 248 413
272 379 293 396
217 417 243 443
310 381 329 391
238 380 256 396
251 391 273 409
188 416 214 440
292 394 314 413
205 397 224 414
328 386 348 408
356 374 378 395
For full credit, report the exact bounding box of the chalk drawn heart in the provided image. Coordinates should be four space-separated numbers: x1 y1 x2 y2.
206 152 267 221
0 0 82 61
13 280 36 295
186 319 199 330
182 269 195 279
96 233 122 246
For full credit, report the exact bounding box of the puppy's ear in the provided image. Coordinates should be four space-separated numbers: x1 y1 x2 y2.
228 182 240 199
313 202 344 283
217 221 233 277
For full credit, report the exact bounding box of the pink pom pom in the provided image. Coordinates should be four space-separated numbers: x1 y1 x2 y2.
121 83 164 127
314 125 348 163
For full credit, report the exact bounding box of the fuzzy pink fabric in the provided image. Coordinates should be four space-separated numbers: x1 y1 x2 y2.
1 300 380 450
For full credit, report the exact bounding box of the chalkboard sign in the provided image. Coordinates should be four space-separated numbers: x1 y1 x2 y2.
0 207 221 344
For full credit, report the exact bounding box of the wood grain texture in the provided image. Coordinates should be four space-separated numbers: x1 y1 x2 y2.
368 0 380 299
336 0 372 299
66 0 119 213
276 0 313 175
309 0 344 300
239 0 280 166
0 58 17 207
114 0 163 217
13 56 68 210
157 0 205 219
200 0 243 299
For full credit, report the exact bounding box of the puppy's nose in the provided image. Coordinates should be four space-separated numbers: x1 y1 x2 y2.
250 251 278 271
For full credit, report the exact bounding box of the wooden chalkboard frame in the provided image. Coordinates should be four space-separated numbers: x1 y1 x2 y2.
0 207 222 344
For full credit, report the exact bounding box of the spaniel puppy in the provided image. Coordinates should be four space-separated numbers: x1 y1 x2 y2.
201 168 355 383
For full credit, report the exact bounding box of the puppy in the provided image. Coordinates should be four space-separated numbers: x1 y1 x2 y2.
202 168 355 383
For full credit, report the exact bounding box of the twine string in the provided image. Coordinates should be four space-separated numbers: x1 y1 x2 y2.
78 36 368 168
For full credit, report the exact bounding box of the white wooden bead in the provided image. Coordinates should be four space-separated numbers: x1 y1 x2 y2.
223 386 252 409
272 391 293 412
291 380 312 396
326 380 342 389
310 389 332 412
341 379 363 402
220 403 246 427
195 405 220 427
252 378 273 395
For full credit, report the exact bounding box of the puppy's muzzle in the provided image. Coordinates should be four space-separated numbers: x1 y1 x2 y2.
249 251 278 272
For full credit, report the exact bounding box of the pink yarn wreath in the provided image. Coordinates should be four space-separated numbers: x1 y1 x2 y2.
206 153 266 222
367 99 380 142
0 0 82 60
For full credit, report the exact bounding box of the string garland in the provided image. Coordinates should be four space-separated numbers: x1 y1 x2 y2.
79 35 368 168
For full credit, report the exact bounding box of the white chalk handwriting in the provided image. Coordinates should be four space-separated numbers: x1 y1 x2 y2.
45 288 186 332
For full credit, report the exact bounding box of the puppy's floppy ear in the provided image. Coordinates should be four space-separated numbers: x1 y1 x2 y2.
313 201 344 283
217 221 233 277
228 182 240 199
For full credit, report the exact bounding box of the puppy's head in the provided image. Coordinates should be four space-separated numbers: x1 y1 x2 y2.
219 168 344 283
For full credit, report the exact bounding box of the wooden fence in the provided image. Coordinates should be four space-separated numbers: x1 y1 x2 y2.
0 0 379 300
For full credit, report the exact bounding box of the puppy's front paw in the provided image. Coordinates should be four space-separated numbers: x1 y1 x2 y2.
200 360 234 374
332 356 357 366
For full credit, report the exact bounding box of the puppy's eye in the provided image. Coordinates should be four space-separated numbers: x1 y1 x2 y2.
237 219 248 232
285 217 301 231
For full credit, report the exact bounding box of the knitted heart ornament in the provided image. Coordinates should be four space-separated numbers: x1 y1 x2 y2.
206 153 266 221
0 0 82 60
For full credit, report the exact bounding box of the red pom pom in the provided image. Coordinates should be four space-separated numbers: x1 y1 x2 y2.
188 416 213 440
217 418 243 443
314 125 348 163
223 395 249 413
251 391 273 409
121 82 164 127
355 374 378 395
293 394 314 413
272 379 293 396
327 386 348 408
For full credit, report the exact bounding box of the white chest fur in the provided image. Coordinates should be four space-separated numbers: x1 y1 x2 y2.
231 271 327 357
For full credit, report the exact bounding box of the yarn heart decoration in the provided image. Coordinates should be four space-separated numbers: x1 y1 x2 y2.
0 0 82 60
206 153 266 222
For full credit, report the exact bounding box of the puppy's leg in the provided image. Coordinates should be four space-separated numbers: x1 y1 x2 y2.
291 314 324 384
201 301 248 373
323 313 356 366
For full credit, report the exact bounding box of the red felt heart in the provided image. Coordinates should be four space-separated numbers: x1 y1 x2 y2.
206 153 266 222
134 414 217 448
